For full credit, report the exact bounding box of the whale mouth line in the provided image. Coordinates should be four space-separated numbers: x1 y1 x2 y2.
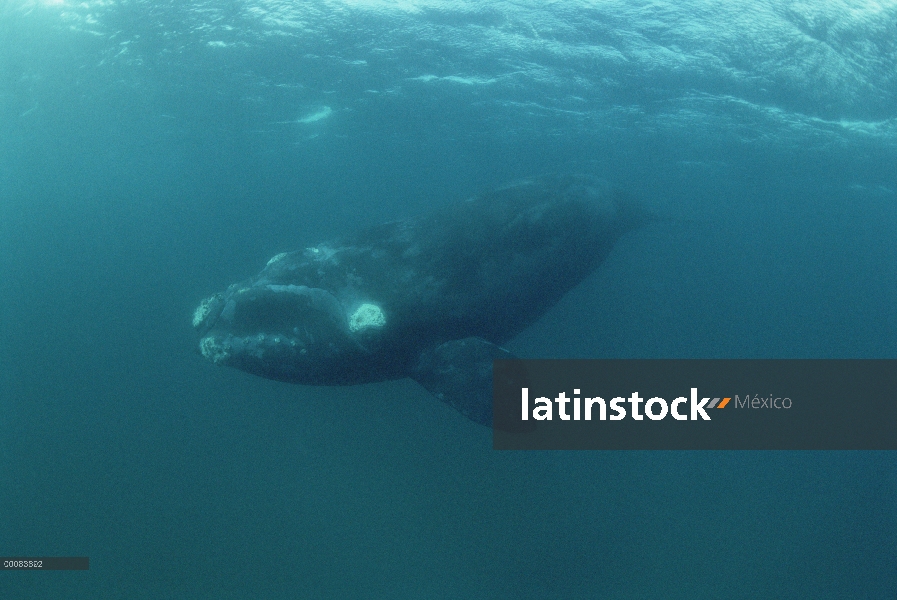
199 330 311 366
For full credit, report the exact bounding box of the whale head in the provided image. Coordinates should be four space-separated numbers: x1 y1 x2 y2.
193 277 389 386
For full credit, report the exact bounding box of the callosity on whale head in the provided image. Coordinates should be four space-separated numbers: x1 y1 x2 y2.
193 175 655 428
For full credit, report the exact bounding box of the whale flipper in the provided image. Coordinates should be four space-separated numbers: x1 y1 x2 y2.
412 337 513 427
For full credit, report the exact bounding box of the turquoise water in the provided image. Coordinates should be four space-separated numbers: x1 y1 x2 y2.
1 1 895 597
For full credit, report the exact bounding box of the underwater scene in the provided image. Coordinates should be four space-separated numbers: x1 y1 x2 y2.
1 0 896 597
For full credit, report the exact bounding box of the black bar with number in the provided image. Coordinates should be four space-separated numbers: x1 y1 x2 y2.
1 557 89 570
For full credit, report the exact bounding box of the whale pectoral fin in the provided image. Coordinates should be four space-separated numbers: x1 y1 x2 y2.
412 337 509 427
412 336 531 431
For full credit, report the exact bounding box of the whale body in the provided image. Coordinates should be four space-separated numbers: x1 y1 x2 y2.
192 175 652 427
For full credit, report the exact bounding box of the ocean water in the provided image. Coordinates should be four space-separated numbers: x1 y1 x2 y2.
1 1 896 598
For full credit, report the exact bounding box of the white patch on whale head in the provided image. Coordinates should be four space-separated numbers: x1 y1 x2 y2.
305 245 338 263
199 336 230 364
348 303 386 333
192 294 219 329
265 252 289 267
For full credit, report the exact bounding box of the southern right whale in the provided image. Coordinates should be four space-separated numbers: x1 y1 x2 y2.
192 175 653 428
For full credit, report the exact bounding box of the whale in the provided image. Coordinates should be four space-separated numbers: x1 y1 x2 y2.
192 175 653 428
